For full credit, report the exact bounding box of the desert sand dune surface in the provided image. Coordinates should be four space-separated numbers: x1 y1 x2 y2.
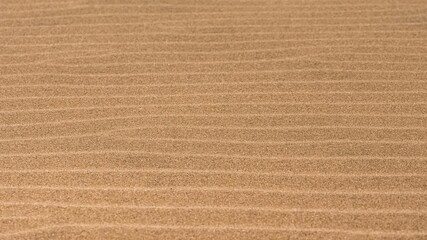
0 0 426 239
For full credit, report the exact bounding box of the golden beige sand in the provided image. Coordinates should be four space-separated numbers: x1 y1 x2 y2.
0 0 426 239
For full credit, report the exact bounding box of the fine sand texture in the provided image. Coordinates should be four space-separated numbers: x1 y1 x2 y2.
1 0 427 239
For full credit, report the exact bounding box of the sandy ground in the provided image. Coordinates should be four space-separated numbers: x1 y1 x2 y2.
0 0 426 239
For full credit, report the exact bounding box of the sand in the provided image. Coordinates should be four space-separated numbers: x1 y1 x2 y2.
0 0 426 239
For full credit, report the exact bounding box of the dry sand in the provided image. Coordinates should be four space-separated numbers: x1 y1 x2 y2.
0 0 427 239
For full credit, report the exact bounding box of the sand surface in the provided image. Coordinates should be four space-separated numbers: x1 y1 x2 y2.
0 0 427 239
